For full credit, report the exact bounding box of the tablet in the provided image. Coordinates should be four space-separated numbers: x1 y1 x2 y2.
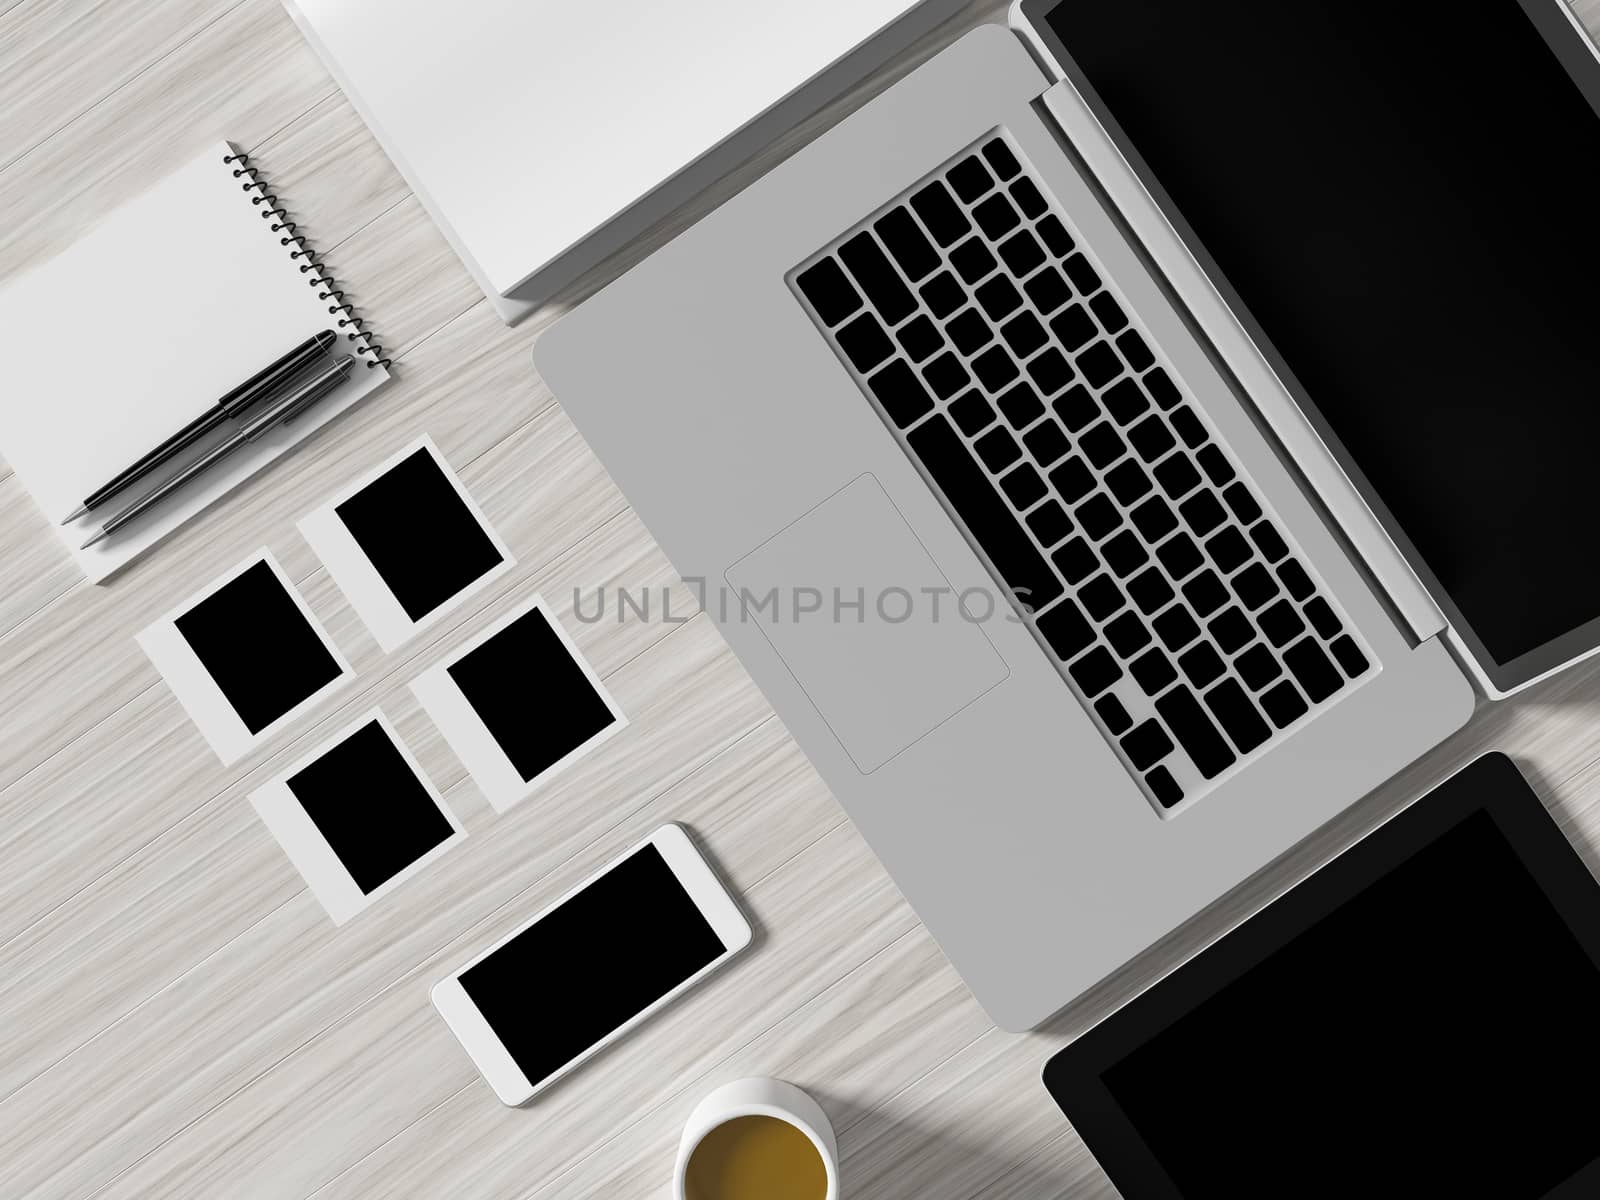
1043 754 1600 1198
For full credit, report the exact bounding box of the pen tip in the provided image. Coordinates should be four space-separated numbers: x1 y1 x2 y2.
61 504 87 524
80 528 107 550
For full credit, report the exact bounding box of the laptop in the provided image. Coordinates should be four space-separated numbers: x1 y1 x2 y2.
534 0 1600 1030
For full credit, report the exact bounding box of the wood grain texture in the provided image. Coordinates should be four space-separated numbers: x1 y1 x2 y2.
0 2 1597 1198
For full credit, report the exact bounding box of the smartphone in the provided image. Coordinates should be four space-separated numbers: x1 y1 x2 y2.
431 823 752 1105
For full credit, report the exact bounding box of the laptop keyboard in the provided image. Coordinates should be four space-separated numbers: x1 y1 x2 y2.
790 133 1372 812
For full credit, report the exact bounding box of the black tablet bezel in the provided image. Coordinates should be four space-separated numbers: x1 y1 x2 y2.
1016 0 1600 693
1041 753 1600 1198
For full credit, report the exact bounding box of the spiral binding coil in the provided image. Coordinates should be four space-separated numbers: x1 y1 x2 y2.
222 152 392 369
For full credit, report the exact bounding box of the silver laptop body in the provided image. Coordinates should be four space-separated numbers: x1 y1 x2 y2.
534 18 1474 1030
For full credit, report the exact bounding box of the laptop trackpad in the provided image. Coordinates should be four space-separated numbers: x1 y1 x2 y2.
725 474 1009 774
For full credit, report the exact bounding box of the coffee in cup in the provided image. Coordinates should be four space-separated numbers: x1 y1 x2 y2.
675 1077 839 1200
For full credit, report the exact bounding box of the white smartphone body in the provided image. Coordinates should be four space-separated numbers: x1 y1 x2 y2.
431 823 752 1105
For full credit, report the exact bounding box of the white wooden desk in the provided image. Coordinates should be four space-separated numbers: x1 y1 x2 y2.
2 2 1599 1196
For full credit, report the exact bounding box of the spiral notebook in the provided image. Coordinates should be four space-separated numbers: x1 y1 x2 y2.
0 141 390 583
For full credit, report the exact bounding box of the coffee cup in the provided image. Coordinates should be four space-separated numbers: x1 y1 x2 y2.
675 1076 839 1200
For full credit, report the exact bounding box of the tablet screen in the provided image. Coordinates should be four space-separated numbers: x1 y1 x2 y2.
1040 0 1600 686
1093 810 1600 1195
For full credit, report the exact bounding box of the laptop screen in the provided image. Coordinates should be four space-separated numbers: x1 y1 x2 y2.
1041 0 1600 686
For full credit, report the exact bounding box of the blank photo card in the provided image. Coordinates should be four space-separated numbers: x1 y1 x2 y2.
299 436 514 652
138 551 353 764
410 594 625 812
250 710 464 924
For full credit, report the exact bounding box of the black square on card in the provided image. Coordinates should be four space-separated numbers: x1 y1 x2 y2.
334 447 505 622
286 719 453 894
446 605 616 784
174 559 343 734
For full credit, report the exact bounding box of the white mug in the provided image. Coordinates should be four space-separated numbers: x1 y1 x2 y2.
674 1076 840 1200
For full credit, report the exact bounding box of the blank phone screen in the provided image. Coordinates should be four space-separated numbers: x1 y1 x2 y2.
459 843 727 1088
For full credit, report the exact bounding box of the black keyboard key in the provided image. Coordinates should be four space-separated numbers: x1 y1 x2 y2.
922 351 971 400
1283 636 1342 702
1178 640 1226 688
1156 531 1204 579
1153 605 1201 651
974 275 1023 320
1088 292 1128 334
1063 253 1100 293
920 270 965 318
982 138 1022 180
1236 643 1283 691
948 156 994 202
1130 495 1179 543
1024 266 1071 314
1127 566 1175 615
1208 606 1254 654
1104 460 1153 507
1037 597 1094 660
1195 444 1234 487
836 311 894 373
1102 529 1150 578
1205 678 1271 754
1154 453 1202 500
1304 596 1342 639
950 237 998 284
972 345 1021 392
1122 719 1175 771
874 207 941 282
1142 366 1182 409
1182 569 1228 617
896 314 943 363
1075 492 1124 541
1001 312 1049 359
1076 341 1123 388
1009 176 1048 218
947 308 993 356
1179 490 1227 537
1260 679 1309 728
1036 214 1074 257
975 425 1023 472
1069 646 1124 696
1128 414 1176 464
1095 693 1133 736
1079 422 1126 470
839 232 916 324
1258 600 1305 648
1155 686 1237 779
998 229 1046 277
1232 561 1279 610
973 193 1021 240
1222 481 1261 525
997 382 1045 429
1102 378 1150 425
1249 521 1289 563
1051 536 1098 584
1205 525 1252 574
1049 456 1096 504
999 463 1048 509
1130 647 1179 694
1026 499 1073 547
796 258 862 326
1026 348 1074 396
1277 558 1315 602
910 182 970 246
1146 764 1184 808
907 415 1064 611
1050 304 1096 352
1104 611 1153 657
949 390 996 435
1079 573 1126 620
1053 384 1098 432
1115 329 1155 372
867 360 934 428
1023 420 1071 467
1329 634 1370 678
1170 406 1207 448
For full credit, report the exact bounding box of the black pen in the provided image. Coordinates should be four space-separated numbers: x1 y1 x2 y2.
80 355 355 549
62 329 339 524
